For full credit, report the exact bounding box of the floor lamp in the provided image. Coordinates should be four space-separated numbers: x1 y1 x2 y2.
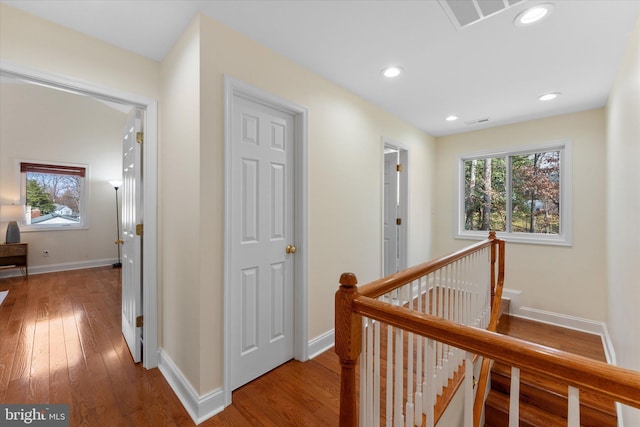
109 180 123 268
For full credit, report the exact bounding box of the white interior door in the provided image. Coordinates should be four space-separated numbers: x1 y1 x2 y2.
230 94 296 390
121 108 143 363
384 151 399 276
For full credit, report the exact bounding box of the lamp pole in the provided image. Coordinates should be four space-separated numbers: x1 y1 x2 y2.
110 180 123 268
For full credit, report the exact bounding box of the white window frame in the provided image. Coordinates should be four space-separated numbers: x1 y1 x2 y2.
455 140 572 246
18 160 89 232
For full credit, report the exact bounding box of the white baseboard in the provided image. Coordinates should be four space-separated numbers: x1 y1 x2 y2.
501 288 617 364
0 258 117 278
308 329 334 359
158 349 225 425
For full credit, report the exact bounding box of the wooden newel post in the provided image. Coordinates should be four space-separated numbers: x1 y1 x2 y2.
335 272 362 427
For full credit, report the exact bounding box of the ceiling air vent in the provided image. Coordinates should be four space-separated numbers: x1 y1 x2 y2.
439 0 525 30
465 117 490 126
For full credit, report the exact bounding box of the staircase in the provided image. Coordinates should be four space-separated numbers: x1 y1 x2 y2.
484 315 618 427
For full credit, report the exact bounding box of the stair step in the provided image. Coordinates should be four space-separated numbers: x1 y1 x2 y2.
485 389 567 427
491 362 617 425
485 315 618 427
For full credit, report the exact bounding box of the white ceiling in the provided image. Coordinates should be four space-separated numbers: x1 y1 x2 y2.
3 0 639 136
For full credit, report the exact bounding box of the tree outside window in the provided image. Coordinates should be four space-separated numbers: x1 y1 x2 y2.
458 142 571 246
20 162 87 229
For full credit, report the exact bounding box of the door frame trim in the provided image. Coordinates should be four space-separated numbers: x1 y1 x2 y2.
0 60 159 369
223 76 309 406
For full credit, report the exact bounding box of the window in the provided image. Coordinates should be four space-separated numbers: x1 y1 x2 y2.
20 161 88 230
456 141 571 245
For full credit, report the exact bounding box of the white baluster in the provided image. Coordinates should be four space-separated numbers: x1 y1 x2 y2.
394 327 404 426
415 278 423 426
484 249 489 324
367 317 374 427
360 317 367 427
509 367 520 427
386 324 393 427
473 253 480 327
406 284 414 427
453 261 462 367
568 386 580 427
462 257 469 327
443 265 452 387
374 320 381 427
468 255 474 327
422 273 432 419
425 338 435 427
464 352 474 427
437 271 446 394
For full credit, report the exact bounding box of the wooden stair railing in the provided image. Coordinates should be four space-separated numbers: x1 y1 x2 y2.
473 235 505 427
335 234 640 426
336 233 505 426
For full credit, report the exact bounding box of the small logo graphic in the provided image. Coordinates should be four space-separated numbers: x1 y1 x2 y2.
1 405 69 426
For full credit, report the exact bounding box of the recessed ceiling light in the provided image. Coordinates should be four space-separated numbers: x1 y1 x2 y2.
538 92 561 101
446 115 459 121
382 66 403 78
515 3 554 27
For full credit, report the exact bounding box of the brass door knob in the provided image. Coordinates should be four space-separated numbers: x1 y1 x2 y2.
286 245 296 254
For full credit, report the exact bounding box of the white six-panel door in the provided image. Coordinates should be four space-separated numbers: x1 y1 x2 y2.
121 108 143 363
230 94 296 389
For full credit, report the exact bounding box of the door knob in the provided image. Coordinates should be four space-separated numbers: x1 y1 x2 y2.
286 245 297 254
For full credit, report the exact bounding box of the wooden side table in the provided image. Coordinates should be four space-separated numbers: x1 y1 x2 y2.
0 243 28 277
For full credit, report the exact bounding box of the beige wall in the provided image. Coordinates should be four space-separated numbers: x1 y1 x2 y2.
0 83 126 268
160 17 203 392
606 16 640 426
159 14 436 394
0 4 161 100
435 109 608 321
0 3 437 398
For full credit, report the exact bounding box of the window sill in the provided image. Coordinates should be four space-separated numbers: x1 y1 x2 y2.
455 231 572 247
21 225 88 232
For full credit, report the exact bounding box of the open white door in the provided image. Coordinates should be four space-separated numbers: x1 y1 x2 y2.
121 108 143 363
383 146 408 276
384 151 399 276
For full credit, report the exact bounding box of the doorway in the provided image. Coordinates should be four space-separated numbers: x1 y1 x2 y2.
223 76 308 405
383 142 408 276
0 62 159 368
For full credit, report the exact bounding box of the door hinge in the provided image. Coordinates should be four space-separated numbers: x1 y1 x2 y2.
396 164 403 172
136 315 143 328
136 131 143 144
136 224 143 236
396 218 402 225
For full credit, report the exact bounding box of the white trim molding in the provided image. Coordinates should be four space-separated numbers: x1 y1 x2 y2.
502 288 617 364
158 349 225 425
0 258 117 278
308 329 335 359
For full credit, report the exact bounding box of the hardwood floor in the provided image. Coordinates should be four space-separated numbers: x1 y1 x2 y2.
496 315 607 362
0 267 614 426
0 267 341 426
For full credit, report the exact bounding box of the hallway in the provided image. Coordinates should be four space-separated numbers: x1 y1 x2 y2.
0 267 341 426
